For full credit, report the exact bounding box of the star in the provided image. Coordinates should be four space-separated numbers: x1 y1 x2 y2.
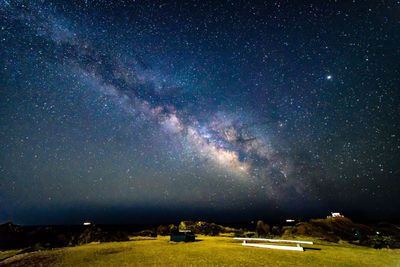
0 0 398 224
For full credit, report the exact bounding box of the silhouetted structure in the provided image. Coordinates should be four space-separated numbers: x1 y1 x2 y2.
170 230 195 242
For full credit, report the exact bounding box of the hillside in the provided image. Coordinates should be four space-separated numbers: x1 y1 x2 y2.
1 236 399 267
284 217 400 248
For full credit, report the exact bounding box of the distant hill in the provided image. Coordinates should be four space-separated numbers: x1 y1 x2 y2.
0 222 129 250
283 216 400 248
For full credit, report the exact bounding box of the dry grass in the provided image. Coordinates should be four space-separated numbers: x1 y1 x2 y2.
0 250 21 262
1 236 399 267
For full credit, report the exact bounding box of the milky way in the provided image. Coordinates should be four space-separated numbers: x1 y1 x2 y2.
1 1 399 224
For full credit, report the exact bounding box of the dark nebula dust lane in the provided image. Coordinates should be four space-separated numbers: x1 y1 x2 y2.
0 1 399 224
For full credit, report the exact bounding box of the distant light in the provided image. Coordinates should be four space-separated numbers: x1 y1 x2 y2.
286 219 295 223
83 222 91 226
326 75 332 80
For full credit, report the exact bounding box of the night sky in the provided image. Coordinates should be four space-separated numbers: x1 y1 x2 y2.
1 1 399 225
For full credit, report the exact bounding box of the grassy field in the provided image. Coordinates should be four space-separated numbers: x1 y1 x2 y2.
1 236 399 267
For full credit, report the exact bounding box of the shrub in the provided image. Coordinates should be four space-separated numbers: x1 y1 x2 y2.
156 225 170 236
169 224 178 234
256 220 270 237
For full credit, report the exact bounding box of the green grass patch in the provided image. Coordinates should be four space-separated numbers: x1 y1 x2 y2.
1 236 399 266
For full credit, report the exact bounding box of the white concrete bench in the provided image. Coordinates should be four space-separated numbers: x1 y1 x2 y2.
233 237 313 252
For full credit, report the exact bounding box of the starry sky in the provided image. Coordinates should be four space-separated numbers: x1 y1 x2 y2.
1 1 399 225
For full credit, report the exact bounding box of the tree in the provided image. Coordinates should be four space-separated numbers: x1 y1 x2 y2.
256 220 270 237
169 224 178 234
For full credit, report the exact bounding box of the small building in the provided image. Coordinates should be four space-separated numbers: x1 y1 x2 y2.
170 230 195 242
331 212 344 218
